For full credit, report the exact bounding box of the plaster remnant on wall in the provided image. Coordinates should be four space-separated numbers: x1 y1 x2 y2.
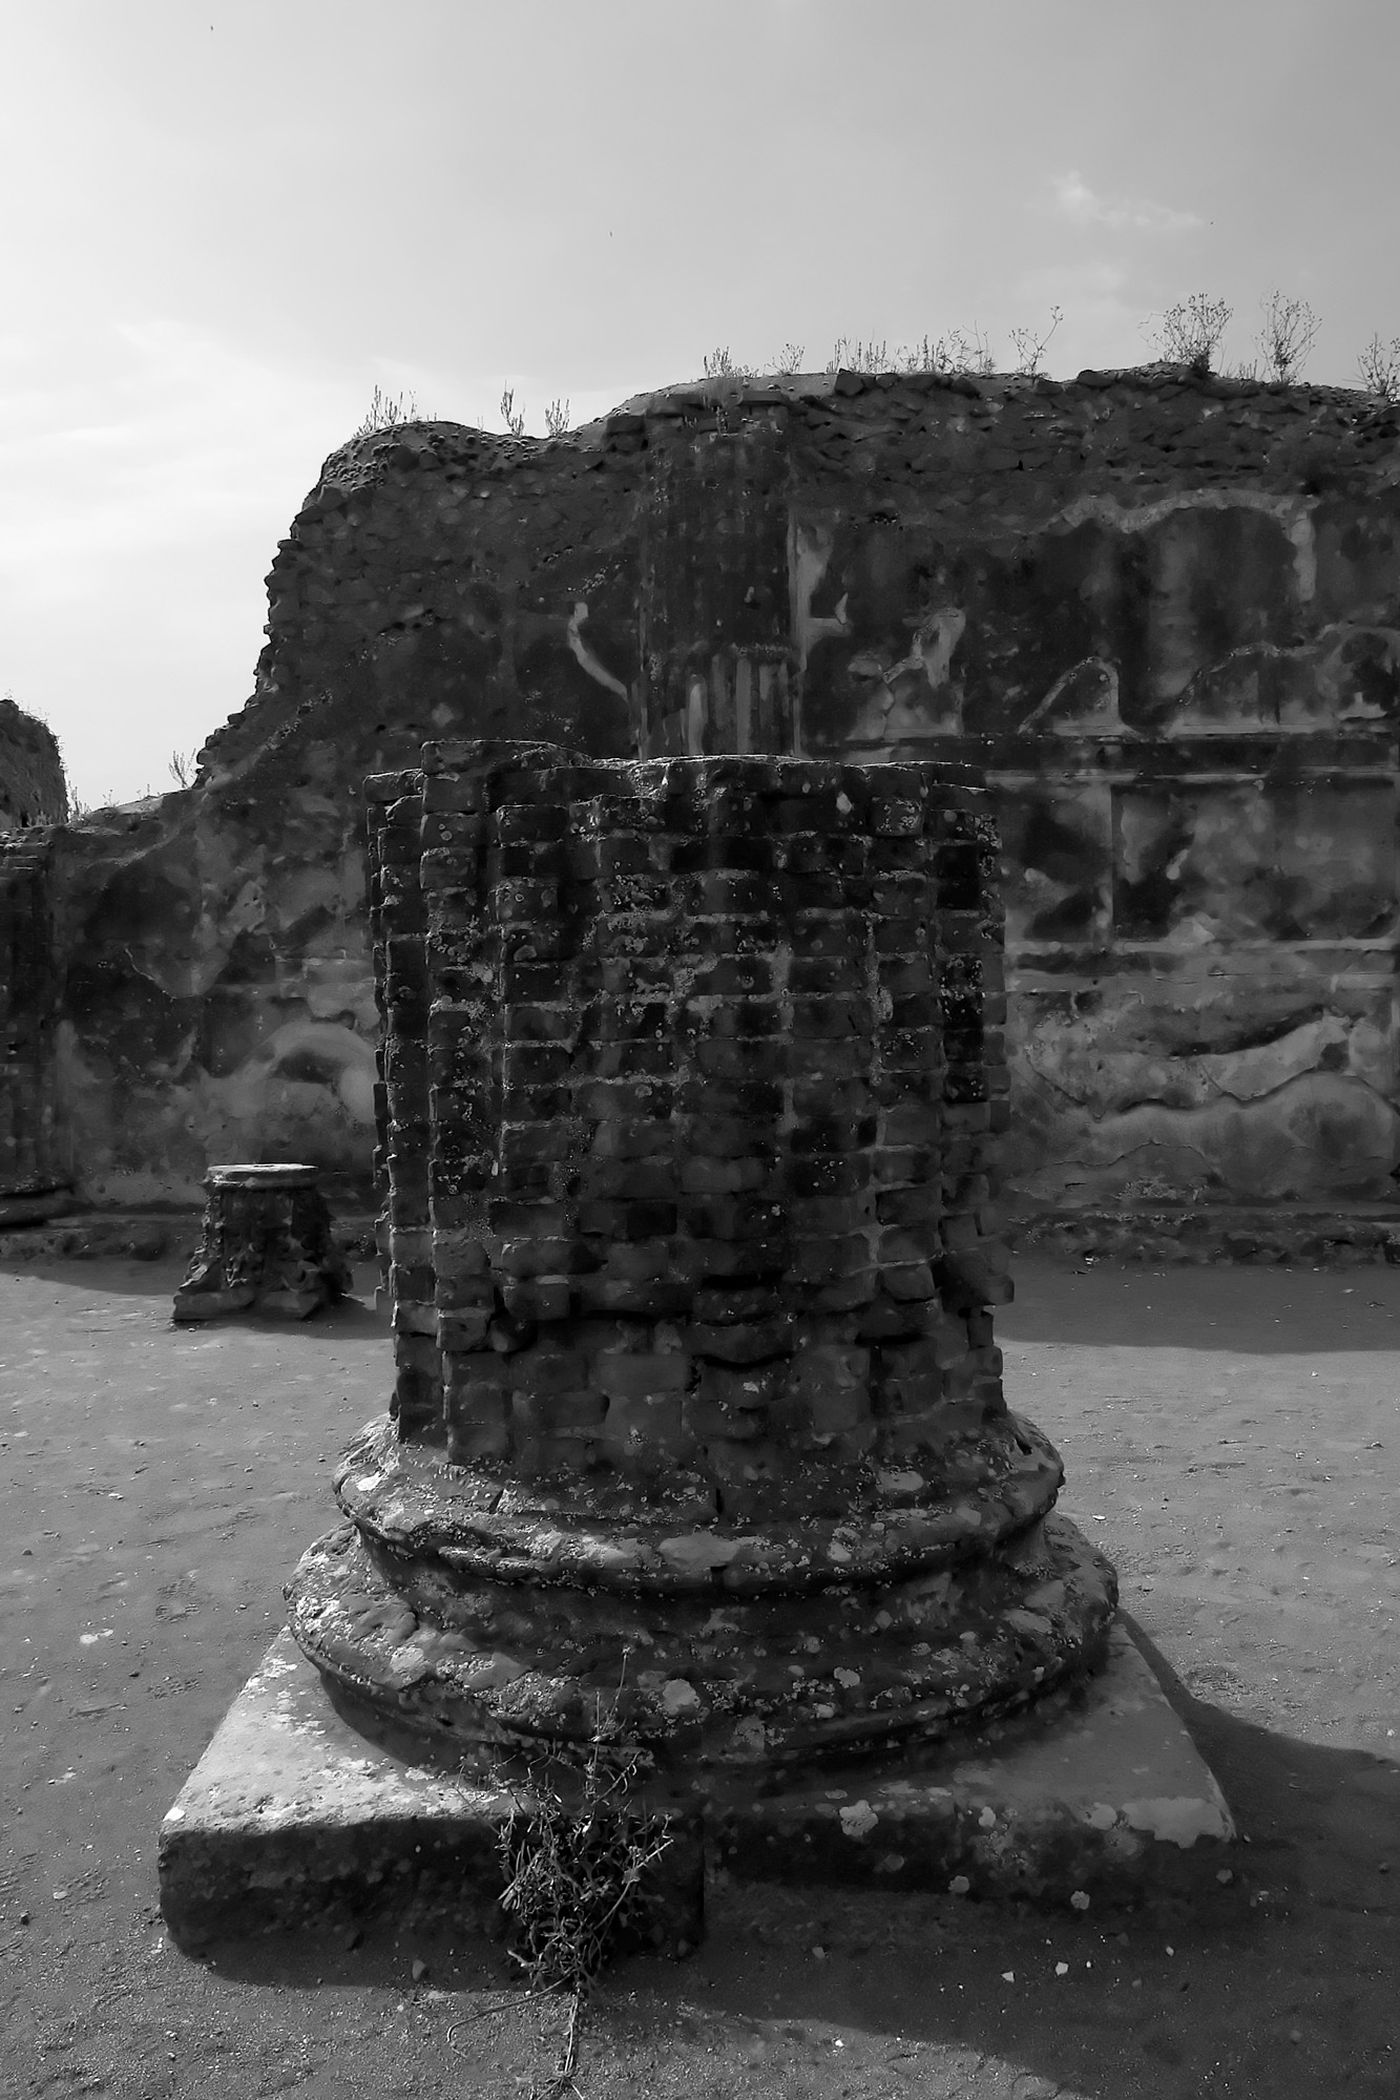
1023 1011 1370 1113
1288 509 1317 604
790 521 851 669
565 599 630 703
1020 658 1125 735
847 606 967 743
1015 1071 1400 1206
1057 485 1315 546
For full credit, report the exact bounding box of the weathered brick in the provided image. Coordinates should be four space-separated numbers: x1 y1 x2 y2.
676 1116 780 1160
676 1078 785 1119
504 1003 577 1043
437 1309 492 1351
788 1233 872 1282
684 1391 766 1442
508 1044 579 1090
576 1276 690 1317
681 1194 787 1241
678 1156 769 1195
392 1366 440 1437
694 1360 783 1409
688 1316 793 1362
785 1040 869 1080
686 957 778 997
876 1187 941 1228
492 801 569 843
578 1078 674 1120
881 1103 941 1144
392 1333 442 1379
434 1268 493 1312
488 1198 571 1236
510 1343 593 1395
390 1261 435 1303
599 1391 691 1460
576 1198 678 1238
687 1235 788 1279
497 1236 577 1278
785 1156 867 1198
693 1283 784 1324
789 1078 873 1121
594 1349 691 1400
785 1194 867 1234
499 1277 573 1323
694 1038 788 1082
492 1159 561 1200
811 1273 876 1311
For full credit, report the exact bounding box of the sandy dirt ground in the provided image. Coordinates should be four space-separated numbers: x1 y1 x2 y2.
3 1251 1398 2099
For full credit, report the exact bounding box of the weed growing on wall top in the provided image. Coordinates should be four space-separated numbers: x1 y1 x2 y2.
1141 293 1233 375
1358 333 1400 401
903 327 996 377
702 346 756 379
826 337 890 375
1010 305 1063 378
353 384 429 436
1257 290 1319 382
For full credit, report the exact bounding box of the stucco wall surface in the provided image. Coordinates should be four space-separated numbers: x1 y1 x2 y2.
18 365 1400 1216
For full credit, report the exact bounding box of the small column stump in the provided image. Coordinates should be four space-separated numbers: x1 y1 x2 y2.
173 1163 350 1322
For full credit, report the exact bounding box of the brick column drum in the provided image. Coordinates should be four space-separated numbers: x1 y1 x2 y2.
287 742 1115 1783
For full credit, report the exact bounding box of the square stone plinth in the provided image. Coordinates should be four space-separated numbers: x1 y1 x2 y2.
158 1620 1232 1947
157 1633 703 1952
707 1618 1235 1903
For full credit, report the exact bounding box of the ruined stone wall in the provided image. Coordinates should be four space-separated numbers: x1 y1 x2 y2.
19 367 1400 1218
33 776 381 1208
0 694 67 831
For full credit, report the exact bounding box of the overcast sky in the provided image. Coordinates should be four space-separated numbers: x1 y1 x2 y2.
3 0 1397 808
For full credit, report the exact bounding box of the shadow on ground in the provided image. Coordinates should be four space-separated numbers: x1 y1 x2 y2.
1002 1255 1400 1353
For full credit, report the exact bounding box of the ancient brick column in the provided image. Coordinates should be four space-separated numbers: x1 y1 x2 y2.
287 742 1114 1779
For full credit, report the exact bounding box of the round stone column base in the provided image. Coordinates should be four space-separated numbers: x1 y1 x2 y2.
286 1505 1116 1780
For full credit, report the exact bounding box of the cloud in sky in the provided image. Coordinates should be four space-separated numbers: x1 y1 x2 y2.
0 318 352 577
1052 171 1201 236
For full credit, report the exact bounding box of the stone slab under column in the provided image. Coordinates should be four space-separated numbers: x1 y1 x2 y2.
157 1629 705 1952
157 1618 1232 1946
